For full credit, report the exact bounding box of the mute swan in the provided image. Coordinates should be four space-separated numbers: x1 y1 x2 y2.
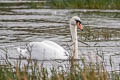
17 16 83 60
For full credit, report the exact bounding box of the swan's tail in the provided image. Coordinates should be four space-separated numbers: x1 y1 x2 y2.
15 47 28 57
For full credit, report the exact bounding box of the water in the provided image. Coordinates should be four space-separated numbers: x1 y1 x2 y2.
0 1 120 71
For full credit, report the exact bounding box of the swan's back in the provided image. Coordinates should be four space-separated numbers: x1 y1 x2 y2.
27 40 68 60
42 40 65 52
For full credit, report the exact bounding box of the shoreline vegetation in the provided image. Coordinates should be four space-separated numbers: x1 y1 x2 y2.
0 0 120 9
48 0 120 9
0 49 120 80
0 56 120 80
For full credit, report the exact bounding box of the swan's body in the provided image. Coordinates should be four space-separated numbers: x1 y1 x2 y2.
17 40 68 60
17 16 83 60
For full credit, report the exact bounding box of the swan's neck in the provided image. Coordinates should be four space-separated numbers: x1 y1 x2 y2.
70 25 78 59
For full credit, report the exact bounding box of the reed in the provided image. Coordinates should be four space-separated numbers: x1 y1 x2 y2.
1 0 120 9
48 0 120 9
0 55 119 80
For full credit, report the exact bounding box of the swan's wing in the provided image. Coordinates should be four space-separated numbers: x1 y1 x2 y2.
29 41 68 60
43 40 69 59
42 40 65 51
42 40 69 56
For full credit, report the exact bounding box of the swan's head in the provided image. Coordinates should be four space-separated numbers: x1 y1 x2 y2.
70 16 83 31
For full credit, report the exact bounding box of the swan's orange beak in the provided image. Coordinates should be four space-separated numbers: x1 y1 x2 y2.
77 22 83 31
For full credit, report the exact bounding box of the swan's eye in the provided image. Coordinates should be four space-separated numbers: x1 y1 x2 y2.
75 20 81 24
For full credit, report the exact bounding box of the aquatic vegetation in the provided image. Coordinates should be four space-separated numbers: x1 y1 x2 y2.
0 0 120 9
0 1 46 10
48 0 120 9
79 27 120 42
0 52 119 80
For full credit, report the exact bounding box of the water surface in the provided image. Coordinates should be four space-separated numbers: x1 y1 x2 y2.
0 1 120 71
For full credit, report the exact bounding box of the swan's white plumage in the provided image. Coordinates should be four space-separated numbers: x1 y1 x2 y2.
17 40 68 60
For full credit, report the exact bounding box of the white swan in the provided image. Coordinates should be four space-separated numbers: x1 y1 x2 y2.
17 16 83 60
